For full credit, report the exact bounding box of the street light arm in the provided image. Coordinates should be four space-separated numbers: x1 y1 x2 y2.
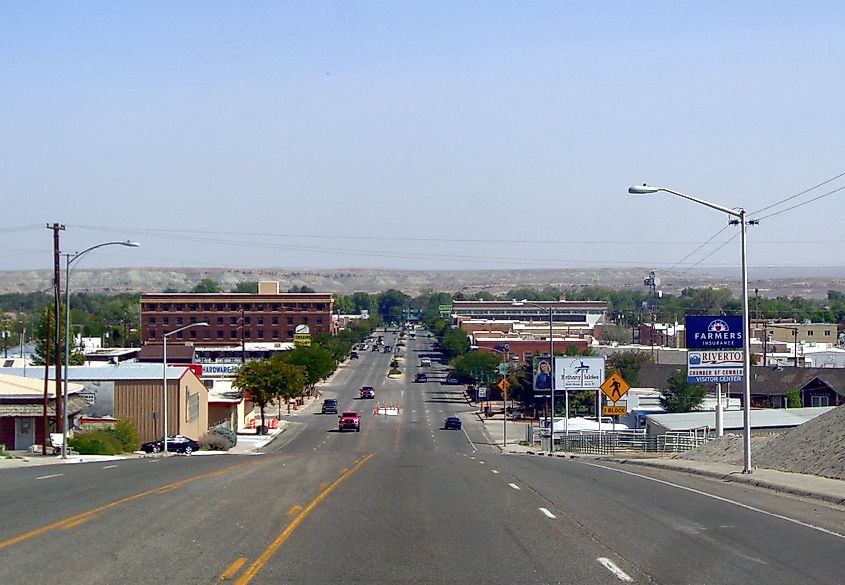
164 321 209 338
628 185 741 218
67 241 140 267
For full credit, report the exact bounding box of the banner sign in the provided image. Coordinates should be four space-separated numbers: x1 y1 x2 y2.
532 356 553 397
686 316 744 349
556 357 605 391
687 350 745 383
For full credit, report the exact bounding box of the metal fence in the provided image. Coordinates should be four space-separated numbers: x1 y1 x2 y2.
526 425 712 455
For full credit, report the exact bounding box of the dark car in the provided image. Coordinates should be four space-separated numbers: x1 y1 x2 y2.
350 351 359 359
372 345 380 352
415 373 427 383
141 435 200 454
445 376 459 385
383 345 392 353
444 416 462 430
359 386 375 399
321 399 339 414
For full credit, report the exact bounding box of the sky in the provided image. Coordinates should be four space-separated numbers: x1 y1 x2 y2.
1 1 844 279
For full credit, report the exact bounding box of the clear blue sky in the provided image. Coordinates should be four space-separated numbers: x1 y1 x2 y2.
1 1 843 276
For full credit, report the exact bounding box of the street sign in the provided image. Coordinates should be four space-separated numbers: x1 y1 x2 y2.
555 357 605 390
685 316 744 349
497 379 510 393
687 350 745 383
477 386 487 399
498 363 509 376
602 405 627 416
600 372 631 402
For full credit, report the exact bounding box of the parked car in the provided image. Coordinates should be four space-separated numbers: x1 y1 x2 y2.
359 386 375 399
141 435 200 454
443 416 462 430
372 345 380 352
415 373 427 383
338 411 361 432
383 345 392 353
420 357 431 367
321 399 339 414
350 351 359 359
445 376 459 385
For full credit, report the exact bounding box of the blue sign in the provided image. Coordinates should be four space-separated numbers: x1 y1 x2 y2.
685 316 744 349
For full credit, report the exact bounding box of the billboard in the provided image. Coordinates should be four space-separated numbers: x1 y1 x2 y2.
686 316 744 349
532 356 553 397
687 350 745 383
293 324 312 347
555 357 605 391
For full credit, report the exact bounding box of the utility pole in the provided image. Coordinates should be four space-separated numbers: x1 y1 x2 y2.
47 223 65 433
42 309 51 456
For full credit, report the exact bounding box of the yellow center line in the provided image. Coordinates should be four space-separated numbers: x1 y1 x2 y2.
218 557 248 582
0 459 261 551
233 453 375 585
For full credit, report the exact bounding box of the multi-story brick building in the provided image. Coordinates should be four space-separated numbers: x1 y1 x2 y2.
140 281 333 347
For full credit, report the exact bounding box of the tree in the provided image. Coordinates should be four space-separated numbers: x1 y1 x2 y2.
232 281 258 293
191 278 222 293
269 361 308 415
279 345 335 397
660 369 707 413
441 328 470 359
232 360 276 433
786 388 802 408
288 285 315 293
451 351 501 384
32 307 85 366
376 289 411 323
605 352 652 387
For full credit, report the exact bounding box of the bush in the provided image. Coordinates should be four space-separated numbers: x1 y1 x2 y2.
68 430 123 455
109 419 141 452
210 425 237 447
389 367 402 376
390 359 399 368
199 432 233 451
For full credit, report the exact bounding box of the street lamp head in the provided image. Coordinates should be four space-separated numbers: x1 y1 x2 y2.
628 184 661 195
122 241 141 247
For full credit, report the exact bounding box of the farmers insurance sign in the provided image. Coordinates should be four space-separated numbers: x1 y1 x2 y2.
685 316 744 349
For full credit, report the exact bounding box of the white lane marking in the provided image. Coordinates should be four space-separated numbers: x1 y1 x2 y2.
401 390 404 397
102 465 119 469
470 456 475 460
36 473 63 480
539 507 557 519
582 461 845 541
479 460 485 465
462 426 478 452
508 483 521 490
597 558 634 582
491 469 499 474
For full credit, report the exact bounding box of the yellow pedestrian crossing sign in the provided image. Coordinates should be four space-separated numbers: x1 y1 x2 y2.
497 379 510 393
600 372 631 402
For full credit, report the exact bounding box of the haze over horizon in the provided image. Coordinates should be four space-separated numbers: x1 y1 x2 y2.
2 2 844 276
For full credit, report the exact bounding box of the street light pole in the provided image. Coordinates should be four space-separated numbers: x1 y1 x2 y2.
162 321 208 453
629 184 754 473
61 240 139 459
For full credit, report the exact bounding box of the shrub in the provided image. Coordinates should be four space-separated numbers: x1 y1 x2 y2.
389 367 402 376
211 425 237 447
199 432 233 451
68 430 123 455
108 419 141 452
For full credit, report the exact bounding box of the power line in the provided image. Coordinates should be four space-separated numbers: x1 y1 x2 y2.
668 225 731 272
750 170 845 216
754 184 845 221
679 232 740 274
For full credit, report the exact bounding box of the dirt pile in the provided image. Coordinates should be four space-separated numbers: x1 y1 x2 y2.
679 405 845 480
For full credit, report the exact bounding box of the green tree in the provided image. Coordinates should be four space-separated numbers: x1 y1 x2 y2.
660 369 707 413
269 361 308 415
232 281 258 293
191 278 222 293
605 352 652 387
451 351 501 384
32 308 85 366
786 388 802 408
441 328 470 359
376 289 411 323
279 345 335 397
232 359 276 433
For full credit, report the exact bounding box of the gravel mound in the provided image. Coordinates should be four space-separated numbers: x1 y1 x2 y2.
678 405 845 480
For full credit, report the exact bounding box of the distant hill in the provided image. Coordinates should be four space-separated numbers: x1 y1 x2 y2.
0 266 843 298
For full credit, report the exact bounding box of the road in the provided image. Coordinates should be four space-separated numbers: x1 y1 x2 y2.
2 330 844 584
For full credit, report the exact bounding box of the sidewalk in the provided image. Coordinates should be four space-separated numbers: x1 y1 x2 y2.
600 455 845 506
0 452 138 469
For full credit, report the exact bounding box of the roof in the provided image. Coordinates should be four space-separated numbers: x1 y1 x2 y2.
0 373 84 398
0 395 90 417
1 365 190 382
646 407 834 431
636 364 845 398
138 344 195 362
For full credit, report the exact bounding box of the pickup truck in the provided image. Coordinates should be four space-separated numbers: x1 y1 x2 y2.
338 411 361 432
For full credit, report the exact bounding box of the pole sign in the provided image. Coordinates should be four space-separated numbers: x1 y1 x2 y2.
532 356 553 397
293 324 312 347
687 350 744 383
555 357 605 390
685 316 744 349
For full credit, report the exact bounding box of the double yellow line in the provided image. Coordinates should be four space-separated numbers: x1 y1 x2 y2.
226 453 374 585
0 460 260 552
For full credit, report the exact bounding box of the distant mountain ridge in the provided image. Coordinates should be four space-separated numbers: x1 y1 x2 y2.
1 266 844 298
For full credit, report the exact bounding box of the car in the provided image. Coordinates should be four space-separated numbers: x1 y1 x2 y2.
360 343 369 351
359 386 375 399
420 357 431 367
350 351 359 359
444 416 462 430
414 373 427 383
321 399 339 414
383 345 392 353
445 376 459 385
338 411 361 432
141 435 200 454
372 345 380 352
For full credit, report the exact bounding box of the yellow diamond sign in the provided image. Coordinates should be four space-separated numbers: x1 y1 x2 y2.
600 372 631 402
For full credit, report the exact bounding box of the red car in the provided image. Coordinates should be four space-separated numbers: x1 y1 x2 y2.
338 411 361 432
359 386 375 399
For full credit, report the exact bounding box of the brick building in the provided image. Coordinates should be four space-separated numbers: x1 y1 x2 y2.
140 281 334 347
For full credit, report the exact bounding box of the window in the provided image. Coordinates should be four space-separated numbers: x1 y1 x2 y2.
824 330 831 336
257 330 264 339
163 316 169 325
808 330 814 336
244 316 251 325
189 304 198 311
257 304 265 311
257 316 264 325
230 331 237 339
316 318 323 325
244 329 251 339
217 316 224 325
217 330 224 339
148 317 156 324
176 316 183 325
230 316 237 325
176 331 183 339
272 316 279 325
811 395 829 407
271 303 280 311
190 330 197 339
287 317 294 325
272 331 279 339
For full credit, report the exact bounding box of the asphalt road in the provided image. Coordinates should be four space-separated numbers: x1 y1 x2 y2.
2 329 844 584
